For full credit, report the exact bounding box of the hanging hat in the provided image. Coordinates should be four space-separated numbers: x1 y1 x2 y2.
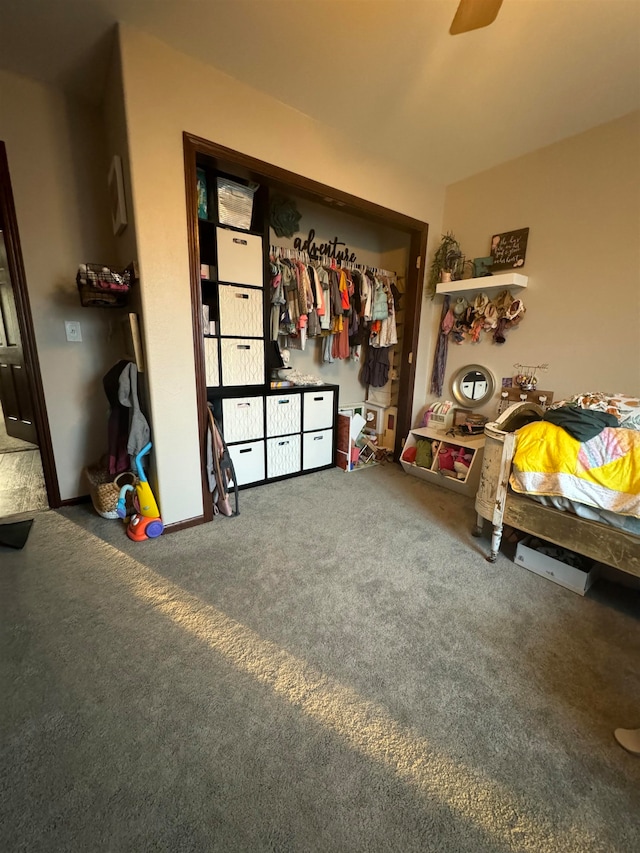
506 297 526 326
474 292 489 315
483 302 498 330
494 289 514 318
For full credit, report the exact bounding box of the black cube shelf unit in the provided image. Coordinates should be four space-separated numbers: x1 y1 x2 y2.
195 156 338 490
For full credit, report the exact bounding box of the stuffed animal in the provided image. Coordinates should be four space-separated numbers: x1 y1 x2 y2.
438 444 456 471
453 449 473 479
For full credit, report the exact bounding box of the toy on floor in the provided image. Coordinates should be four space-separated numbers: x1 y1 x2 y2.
116 442 164 541
126 513 164 541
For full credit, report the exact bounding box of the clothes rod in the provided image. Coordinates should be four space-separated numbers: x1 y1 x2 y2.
269 244 396 278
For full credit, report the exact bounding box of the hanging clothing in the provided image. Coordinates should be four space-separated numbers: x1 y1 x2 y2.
269 249 398 382
361 345 391 388
332 322 350 360
103 360 150 476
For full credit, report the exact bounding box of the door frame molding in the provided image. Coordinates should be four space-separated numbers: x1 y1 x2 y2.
0 141 60 508
184 133 428 522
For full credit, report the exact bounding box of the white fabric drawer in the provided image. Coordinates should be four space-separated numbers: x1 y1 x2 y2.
218 284 263 338
266 394 301 437
267 434 301 479
204 338 219 388
216 227 263 287
228 440 265 486
222 396 264 443
303 391 334 432
302 429 334 470
220 339 264 386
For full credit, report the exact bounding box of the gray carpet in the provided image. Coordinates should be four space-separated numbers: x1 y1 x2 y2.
2 463 639 852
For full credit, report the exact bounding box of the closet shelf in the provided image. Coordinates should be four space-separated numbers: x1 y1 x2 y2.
436 272 528 296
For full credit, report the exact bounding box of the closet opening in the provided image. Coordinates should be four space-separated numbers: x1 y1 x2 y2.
184 133 428 523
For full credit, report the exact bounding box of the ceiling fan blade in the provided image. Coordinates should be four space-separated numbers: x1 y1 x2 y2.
450 0 503 35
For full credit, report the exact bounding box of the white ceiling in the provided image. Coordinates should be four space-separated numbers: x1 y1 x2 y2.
1 0 639 184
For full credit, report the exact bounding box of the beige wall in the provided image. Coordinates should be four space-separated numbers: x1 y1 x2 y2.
433 111 640 420
118 25 444 524
0 68 120 501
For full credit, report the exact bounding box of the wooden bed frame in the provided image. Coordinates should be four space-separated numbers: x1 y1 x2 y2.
473 404 640 578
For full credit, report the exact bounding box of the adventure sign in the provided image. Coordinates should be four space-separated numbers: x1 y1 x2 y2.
294 229 357 263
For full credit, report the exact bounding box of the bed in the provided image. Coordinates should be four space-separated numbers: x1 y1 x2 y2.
473 400 640 578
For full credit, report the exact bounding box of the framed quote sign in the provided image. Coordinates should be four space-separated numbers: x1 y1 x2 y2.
490 227 529 271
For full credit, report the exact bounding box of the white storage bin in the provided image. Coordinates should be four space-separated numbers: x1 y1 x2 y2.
222 396 264 443
515 537 600 596
216 227 263 287
303 429 334 470
218 284 264 338
204 337 219 388
267 434 301 479
266 394 301 437
220 339 264 387
228 440 265 486
303 391 334 432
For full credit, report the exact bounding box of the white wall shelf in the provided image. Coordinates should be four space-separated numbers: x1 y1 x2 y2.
436 272 528 296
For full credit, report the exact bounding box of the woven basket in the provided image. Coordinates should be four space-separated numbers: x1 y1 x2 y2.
84 466 137 519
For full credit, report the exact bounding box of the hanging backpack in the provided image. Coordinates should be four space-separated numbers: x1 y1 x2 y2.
206 405 239 517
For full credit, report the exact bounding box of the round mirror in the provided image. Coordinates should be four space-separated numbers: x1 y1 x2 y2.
451 364 495 408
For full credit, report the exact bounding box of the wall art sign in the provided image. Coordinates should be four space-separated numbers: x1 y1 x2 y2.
293 228 357 263
490 227 529 271
270 195 302 238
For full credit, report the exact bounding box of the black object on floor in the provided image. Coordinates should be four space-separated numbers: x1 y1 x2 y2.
0 518 34 549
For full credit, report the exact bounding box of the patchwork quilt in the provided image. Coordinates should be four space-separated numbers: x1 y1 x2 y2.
510 421 640 518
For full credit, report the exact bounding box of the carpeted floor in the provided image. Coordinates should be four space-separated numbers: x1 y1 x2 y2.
2 463 639 852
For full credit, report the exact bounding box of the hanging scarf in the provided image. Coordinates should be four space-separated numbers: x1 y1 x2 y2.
430 296 451 396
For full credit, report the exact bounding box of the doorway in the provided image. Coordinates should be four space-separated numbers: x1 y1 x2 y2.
0 141 59 518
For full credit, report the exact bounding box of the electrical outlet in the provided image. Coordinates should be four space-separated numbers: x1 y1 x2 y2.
65 321 82 342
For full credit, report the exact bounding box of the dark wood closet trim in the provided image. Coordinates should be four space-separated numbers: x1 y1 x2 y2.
184 140 215 523
183 132 428 517
0 141 60 508
163 514 207 534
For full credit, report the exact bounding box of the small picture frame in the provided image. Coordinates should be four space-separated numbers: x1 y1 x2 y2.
453 408 473 428
108 155 127 236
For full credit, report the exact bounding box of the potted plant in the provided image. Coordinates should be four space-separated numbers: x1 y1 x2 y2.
427 232 464 298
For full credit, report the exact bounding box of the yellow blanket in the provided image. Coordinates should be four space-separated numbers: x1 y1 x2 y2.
510 421 640 517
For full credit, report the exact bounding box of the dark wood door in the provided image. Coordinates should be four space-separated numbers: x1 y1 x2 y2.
0 233 37 444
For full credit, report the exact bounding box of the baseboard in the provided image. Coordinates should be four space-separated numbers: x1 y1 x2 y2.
58 494 91 507
163 514 206 534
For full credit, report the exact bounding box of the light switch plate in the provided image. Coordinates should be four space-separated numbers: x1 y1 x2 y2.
65 321 82 342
